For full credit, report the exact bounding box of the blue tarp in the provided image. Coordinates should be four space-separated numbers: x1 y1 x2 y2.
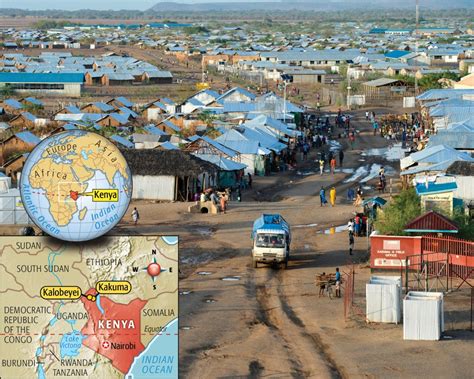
252 214 291 241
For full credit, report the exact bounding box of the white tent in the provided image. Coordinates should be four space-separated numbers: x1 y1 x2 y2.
366 276 402 324
403 291 444 341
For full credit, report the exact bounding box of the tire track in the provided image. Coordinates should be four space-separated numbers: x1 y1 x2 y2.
276 271 345 379
254 268 308 378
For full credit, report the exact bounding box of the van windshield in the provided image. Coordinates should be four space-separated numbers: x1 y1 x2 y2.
255 233 285 248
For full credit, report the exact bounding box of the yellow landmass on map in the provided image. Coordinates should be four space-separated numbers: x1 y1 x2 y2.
79 207 88 220
29 158 87 226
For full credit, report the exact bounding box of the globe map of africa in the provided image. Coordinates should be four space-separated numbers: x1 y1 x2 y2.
20 130 132 242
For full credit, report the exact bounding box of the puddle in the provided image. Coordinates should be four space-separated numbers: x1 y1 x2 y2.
294 223 318 228
328 140 342 152
296 170 316 176
341 168 354 174
221 276 241 281
344 164 395 183
360 164 395 183
317 225 347 234
203 298 217 303
358 159 366 162
197 271 213 276
361 143 408 161
343 165 369 183
180 252 214 266
196 228 213 236
179 290 193 295
362 186 372 190
180 326 193 330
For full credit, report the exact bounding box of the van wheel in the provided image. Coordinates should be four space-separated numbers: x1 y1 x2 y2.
253 260 258 268
283 259 288 269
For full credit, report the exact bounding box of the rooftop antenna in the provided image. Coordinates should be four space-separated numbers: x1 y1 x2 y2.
414 0 419 96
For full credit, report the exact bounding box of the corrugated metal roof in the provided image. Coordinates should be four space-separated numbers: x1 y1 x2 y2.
215 138 260 155
110 134 134 148
415 181 458 195
417 89 474 101
363 78 402 87
0 72 84 83
144 125 168 136
15 131 40 145
240 127 287 153
188 135 238 158
385 50 411 59
159 141 179 150
192 153 246 171
428 132 474 150
405 211 458 233
3 99 23 109
160 119 181 133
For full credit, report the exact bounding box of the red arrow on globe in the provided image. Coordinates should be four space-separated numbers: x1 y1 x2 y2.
70 191 79 201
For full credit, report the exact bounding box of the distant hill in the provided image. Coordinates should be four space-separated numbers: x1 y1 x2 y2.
149 1 474 12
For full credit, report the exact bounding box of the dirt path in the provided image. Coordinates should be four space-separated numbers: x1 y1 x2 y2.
164 110 396 378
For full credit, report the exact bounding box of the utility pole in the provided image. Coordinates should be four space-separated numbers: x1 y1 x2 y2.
414 0 419 96
347 65 351 111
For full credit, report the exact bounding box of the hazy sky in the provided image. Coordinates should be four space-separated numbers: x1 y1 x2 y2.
1 0 274 10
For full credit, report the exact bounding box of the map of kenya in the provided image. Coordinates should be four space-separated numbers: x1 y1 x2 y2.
0 236 178 379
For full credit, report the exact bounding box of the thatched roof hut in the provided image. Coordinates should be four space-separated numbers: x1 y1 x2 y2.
121 149 218 177
446 161 474 177
120 149 219 201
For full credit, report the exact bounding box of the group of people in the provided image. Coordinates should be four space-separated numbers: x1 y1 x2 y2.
318 267 342 298
319 186 337 207
318 149 344 176
200 188 230 213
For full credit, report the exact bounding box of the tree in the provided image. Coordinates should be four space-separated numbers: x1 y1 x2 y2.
374 188 422 235
197 110 217 127
0 84 14 99
452 208 474 240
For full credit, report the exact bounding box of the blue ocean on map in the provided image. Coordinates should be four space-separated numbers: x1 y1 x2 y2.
162 236 178 245
59 331 86 358
127 318 178 379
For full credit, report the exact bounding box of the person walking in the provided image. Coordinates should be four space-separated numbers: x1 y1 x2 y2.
247 172 252 188
319 272 327 297
339 149 344 167
131 207 140 225
349 132 355 150
349 232 354 255
353 186 363 207
236 187 242 202
347 218 354 234
335 268 341 298
319 186 327 206
347 187 355 202
319 159 324 176
373 121 378 136
365 111 369 121
329 186 336 207
354 214 361 236
330 157 336 174
220 193 227 214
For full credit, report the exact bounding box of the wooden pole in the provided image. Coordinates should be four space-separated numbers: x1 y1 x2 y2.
175 176 179 201
186 177 189 202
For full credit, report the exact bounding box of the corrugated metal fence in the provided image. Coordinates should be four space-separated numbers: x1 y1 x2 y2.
405 235 474 292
